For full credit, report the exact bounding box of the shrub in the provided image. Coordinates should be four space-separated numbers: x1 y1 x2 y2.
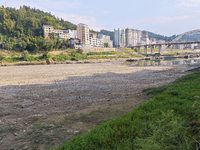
77 48 83 54
27 56 35 61
52 54 70 61
22 50 29 61
42 51 51 59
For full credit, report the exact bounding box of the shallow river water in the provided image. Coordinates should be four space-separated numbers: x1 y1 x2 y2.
124 58 200 66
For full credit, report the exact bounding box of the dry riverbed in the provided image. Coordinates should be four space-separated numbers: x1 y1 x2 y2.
0 60 190 149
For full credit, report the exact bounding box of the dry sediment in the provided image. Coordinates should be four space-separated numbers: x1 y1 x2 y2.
0 60 189 149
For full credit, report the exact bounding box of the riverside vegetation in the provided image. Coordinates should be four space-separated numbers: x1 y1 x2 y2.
0 49 135 64
55 71 200 150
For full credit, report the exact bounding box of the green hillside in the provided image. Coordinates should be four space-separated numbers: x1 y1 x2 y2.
148 31 177 42
0 5 76 52
0 5 76 38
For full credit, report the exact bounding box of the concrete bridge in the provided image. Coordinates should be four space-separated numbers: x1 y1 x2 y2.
131 29 200 54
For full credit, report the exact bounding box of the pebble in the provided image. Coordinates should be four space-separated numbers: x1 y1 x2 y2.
14 133 18 136
22 146 29 150
74 131 80 135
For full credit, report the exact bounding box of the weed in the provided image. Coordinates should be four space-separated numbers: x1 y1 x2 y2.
0 53 5 61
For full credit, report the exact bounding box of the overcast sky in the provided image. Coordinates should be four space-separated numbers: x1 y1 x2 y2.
3 0 200 36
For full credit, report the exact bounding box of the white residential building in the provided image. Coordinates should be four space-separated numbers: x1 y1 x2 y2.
89 33 98 47
97 34 113 47
77 23 90 46
65 29 77 38
53 29 64 39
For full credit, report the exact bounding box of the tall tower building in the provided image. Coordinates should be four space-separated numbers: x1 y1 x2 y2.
121 29 126 47
114 28 121 47
114 28 126 47
125 28 134 47
77 23 90 46
133 29 142 45
141 31 150 44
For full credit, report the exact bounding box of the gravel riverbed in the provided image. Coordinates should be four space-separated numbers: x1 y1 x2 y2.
0 60 190 149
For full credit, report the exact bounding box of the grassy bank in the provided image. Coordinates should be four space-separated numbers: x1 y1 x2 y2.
0 49 133 63
55 71 200 150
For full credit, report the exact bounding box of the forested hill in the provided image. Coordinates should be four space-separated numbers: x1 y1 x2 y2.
148 31 177 42
97 30 114 41
0 5 76 38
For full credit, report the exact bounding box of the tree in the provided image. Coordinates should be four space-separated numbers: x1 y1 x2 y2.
104 43 109 47
18 40 27 51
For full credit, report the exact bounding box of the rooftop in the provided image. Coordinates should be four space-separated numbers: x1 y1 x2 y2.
70 38 80 40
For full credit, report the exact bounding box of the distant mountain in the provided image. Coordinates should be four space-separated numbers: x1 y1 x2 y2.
97 30 114 40
97 29 177 42
0 5 76 38
148 31 177 42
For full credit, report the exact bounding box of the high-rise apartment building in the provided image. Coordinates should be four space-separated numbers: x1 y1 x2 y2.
114 28 121 47
125 28 134 47
133 29 142 45
114 28 126 47
121 29 126 47
77 23 90 46
125 28 142 47
141 31 150 45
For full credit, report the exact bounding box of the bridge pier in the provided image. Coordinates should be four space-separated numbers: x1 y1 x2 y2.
144 46 147 54
151 61 155 66
151 45 155 54
158 45 162 54
137 46 141 53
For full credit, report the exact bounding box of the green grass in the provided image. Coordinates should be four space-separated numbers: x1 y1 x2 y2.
54 71 200 150
52 54 71 61
4 57 24 63
86 51 118 56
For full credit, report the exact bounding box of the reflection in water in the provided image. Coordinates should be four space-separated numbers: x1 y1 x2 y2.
124 58 200 66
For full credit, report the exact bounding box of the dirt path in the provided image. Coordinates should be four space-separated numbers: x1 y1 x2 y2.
0 61 188 150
